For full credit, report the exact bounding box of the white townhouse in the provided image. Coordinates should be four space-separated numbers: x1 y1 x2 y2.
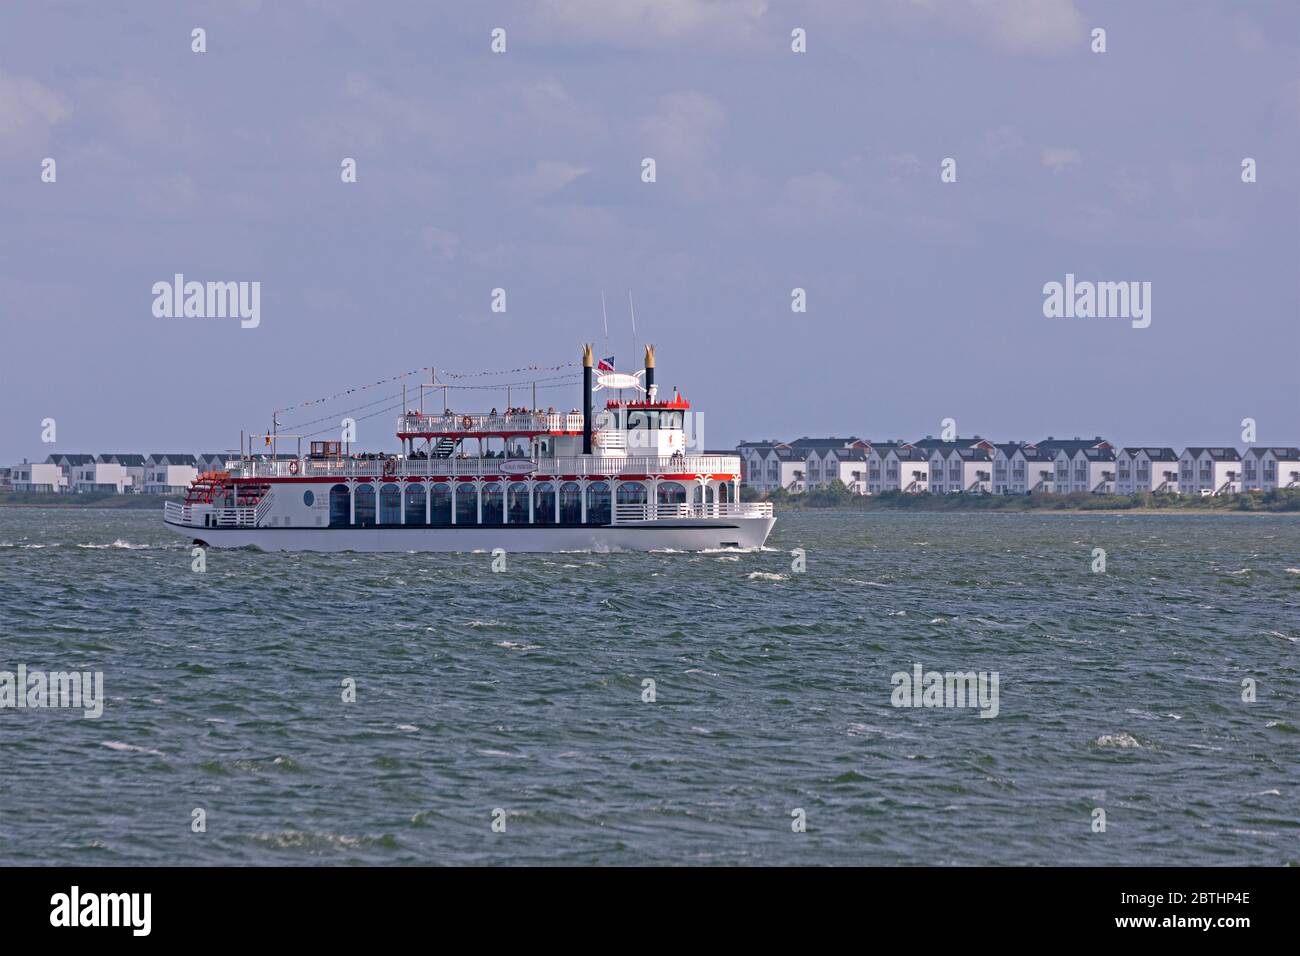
864 442 905 494
991 444 1058 494
771 446 805 492
825 447 870 494
1033 437 1115 494
1242 447 1300 491
1179 447 1242 495
928 447 992 494
98 454 147 492
1021 446 1057 493
64 459 131 493
788 437 866 491
912 438 994 495
991 442 1060 495
144 454 199 494
991 443 1026 495
886 446 930 493
1115 447 1180 495
738 443 804 492
46 454 97 490
738 441 782 492
11 461 67 492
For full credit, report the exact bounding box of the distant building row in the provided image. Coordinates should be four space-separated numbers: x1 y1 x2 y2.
3 453 230 494
737 437 1300 496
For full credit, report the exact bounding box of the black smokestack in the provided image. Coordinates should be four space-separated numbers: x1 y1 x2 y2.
582 344 593 455
644 343 655 401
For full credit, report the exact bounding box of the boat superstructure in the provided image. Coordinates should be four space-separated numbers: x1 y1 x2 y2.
163 346 774 552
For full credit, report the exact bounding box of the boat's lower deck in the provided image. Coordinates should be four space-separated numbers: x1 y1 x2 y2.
164 516 776 552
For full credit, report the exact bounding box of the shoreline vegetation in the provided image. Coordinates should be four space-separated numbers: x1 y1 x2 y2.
744 482 1300 513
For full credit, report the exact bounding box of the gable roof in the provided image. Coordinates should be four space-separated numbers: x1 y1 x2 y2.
1183 447 1241 461
1243 446 1300 459
911 437 993 451
149 454 199 466
888 446 930 461
1082 447 1116 462
1121 447 1179 461
98 454 147 467
46 454 95 466
1034 436 1112 454
829 447 868 461
787 436 862 449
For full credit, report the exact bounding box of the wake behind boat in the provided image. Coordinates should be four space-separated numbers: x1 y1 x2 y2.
163 346 774 552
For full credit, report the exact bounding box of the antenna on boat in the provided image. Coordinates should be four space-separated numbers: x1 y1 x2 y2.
601 290 609 346
628 291 637 347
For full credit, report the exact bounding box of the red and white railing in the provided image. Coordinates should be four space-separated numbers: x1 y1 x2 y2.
397 412 585 434
227 455 742 481
612 501 773 523
164 500 260 528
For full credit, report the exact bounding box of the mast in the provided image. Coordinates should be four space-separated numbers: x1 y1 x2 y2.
582 344 594 455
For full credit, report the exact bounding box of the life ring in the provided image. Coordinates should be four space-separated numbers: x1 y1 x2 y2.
462 416 473 430
382 458 396 477
288 460 300 475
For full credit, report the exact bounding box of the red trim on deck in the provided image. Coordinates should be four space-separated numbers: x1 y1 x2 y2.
231 472 737 485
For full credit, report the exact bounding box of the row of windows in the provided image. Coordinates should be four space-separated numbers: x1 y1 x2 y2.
321 480 716 527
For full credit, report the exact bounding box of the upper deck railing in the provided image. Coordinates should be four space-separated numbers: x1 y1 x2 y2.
224 454 742 480
397 411 585 434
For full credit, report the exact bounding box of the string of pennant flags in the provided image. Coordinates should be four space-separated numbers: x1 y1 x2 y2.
277 361 580 413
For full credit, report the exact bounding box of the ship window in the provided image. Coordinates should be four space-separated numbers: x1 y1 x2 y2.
452 482 475 524
586 481 610 525
481 482 504 524
379 483 402 524
329 485 349 526
657 481 687 506
430 483 452 525
626 410 652 430
616 481 647 505
559 481 581 523
354 484 375 527
404 483 425 524
507 482 529 523
534 482 555 524
303 490 315 507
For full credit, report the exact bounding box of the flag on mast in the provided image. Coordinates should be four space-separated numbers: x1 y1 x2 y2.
597 355 615 372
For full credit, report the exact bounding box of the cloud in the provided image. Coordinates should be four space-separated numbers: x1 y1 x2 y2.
813 0 1086 57
1040 146 1082 172
771 171 847 223
639 91 726 167
534 0 769 47
507 160 591 200
0 70 70 157
983 125 1026 157
420 226 460 261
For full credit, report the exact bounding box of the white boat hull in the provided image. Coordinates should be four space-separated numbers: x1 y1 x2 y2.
164 517 775 553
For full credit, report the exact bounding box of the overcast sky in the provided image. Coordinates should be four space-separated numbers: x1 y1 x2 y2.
1 0 1297 461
